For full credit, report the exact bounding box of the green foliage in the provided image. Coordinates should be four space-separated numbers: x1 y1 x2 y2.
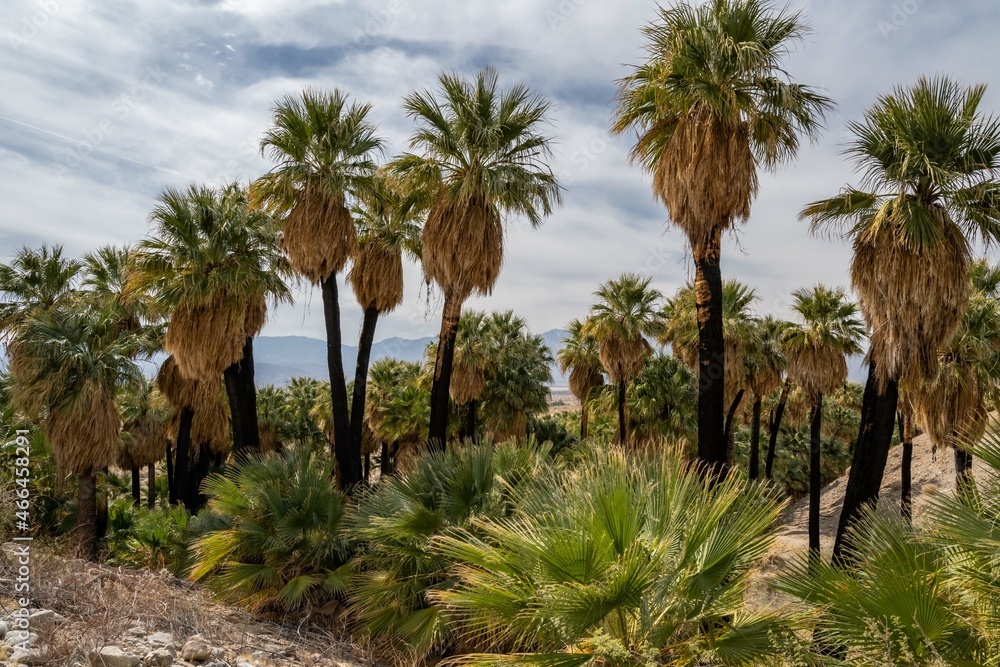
528 415 579 457
348 442 550 660
748 423 851 495
434 448 799 667
104 500 191 574
189 450 352 618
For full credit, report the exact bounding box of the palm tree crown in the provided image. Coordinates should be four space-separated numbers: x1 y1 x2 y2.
584 273 663 383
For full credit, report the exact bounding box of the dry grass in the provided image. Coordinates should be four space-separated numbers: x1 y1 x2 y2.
422 196 503 301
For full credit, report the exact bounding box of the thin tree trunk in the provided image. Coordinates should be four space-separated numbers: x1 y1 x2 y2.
694 238 727 476
580 403 589 440
364 453 371 484
749 397 762 481
147 462 155 509
322 274 359 491
172 407 194 507
955 445 973 490
429 294 462 451
899 410 913 523
223 337 261 458
166 443 175 505
724 390 745 462
131 466 141 507
77 469 98 561
97 467 109 541
351 306 380 464
765 379 791 479
617 380 628 445
832 359 899 566
380 441 390 476
184 444 213 513
464 400 478 442
809 394 823 560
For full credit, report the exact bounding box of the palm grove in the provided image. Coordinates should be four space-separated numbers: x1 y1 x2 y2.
4 0 1000 664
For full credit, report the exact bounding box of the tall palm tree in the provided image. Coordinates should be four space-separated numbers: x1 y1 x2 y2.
584 274 662 444
347 169 423 459
743 316 786 480
557 318 605 439
118 377 170 508
131 184 291 458
10 304 149 558
253 88 384 490
613 0 832 476
0 244 80 347
450 310 493 441
392 68 561 450
801 76 1000 562
783 285 864 558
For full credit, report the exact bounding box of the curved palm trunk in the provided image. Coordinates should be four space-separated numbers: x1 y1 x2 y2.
809 394 823 561
694 241 727 477
724 390 745 463
131 466 141 507
617 380 628 445
833 359 899 566
464 400 478 442
899 410 913 522
77 470 98 561
322 274 359 491
765 379 791 479
351 306 379 465
223 336 261 458
147 462 156 509
429 295 462 451
580 402 589 440
171 407 194 507
749 397 762 481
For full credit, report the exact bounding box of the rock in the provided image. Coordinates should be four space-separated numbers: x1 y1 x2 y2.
4 631 38 648
0 620 8 638
146 632 176 649
9 647 44 665
126 624 148 637
143 647 175 667
179 635 212 662
88 646 142 667
26 610 59 633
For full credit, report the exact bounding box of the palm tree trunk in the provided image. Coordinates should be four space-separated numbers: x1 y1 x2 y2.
580 403 589 440
364 453 371 484
172 407 194 507
166 443 175 505
185 444 213 513
832 359 899 566
321 274 359 491
464 400 478 442
77 470 98 560
749 397 762 481
429 294 462 451
351 306 380 465
223 336 261 458
899 410 913 522
809 394 823 560
724 390 745 462
380 441 390 476
617 380 628 445
131 466 141 507
765 379 791 479
955 445 973 490
147 462 155 509
694 239 727 476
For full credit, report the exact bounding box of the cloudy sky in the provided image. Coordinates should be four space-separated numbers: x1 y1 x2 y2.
2 0 998 344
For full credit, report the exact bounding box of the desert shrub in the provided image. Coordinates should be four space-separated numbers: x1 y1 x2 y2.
188 449 352 621
104 500 191 574
528 414 579 456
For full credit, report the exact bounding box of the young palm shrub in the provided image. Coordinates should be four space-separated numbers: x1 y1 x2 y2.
626 352 697 446
253 89 385 490
613 0 832 475
782 286 864 557
348 442 550 662
189 450 353 620
742 316 786 480
584 274 663 445
557 318 605 439
801 76 1000 561
451 311 494 441
392 68 561 450
434 448 798 667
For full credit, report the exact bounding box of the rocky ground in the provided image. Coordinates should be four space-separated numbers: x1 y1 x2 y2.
0 550 368 667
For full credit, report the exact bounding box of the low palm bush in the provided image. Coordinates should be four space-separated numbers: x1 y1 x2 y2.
348 441 551 660
188 449 352 620
105 501 191 574
434 447 800 667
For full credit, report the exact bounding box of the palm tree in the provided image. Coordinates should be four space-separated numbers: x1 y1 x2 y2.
783 286 864 558
613 0 832 476
117 377 170 508
348 169 422 460
366 358 422 474
10 304 148 558
557 319 605 439
627 352 698 445
801 76 1000 562
744 316 786 480
449 311 493 441
663 278 759 456
584 274 662 444
0 244 80 347
392 68 561 450
131 184 291 458
253 88 384 490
